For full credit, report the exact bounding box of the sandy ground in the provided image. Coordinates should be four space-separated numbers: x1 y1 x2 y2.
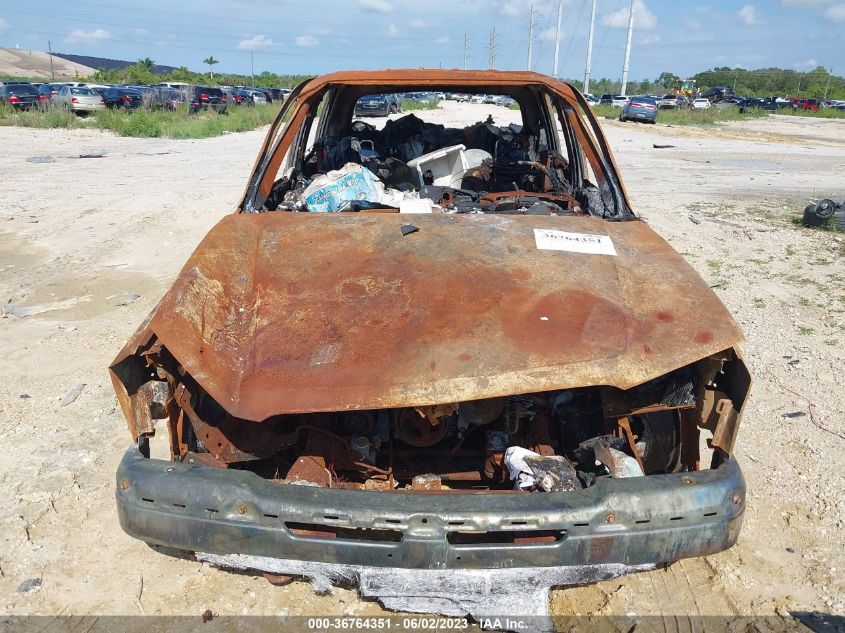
0 48 94 80
1 103 843 629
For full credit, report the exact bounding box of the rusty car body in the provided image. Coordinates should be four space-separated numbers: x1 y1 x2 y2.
111 69 749 615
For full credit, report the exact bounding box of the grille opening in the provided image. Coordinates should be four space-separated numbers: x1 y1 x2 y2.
670 516 684 521
509 520 528 525
263 513 279 519
447 530 566 545
286 522 402 542
384 518 402 524
141 498 154 503
635 519 651 524
448 520 465 526
323 515 340 521
703 511 717 517
573 522 590 527
172 503 186 508
206 508 219 513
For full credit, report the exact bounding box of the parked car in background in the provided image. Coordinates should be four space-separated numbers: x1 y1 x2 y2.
610 95 630 108
599 94 614 105
354 95 396 116
102 87 143 109
0 82 40 110
189 86 227 113
53 85 105 113
583 93 599 105
155 87 187 110
701 87 734 102
692 98 712 110
469 94 485 104
234 88 266 107
84 84 111 95
796 98 820 112
620 96 658 123
658 94 687 109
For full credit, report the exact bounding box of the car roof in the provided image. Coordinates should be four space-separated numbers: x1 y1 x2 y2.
292 69 592 100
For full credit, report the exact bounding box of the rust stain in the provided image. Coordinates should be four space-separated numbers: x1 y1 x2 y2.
694 331 715 344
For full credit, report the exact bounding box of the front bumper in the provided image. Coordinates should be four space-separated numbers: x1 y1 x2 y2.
116 446 744 570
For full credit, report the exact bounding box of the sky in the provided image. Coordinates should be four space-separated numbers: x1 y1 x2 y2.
0 0 842 80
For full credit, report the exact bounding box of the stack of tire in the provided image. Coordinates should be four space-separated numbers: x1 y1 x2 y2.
803 198 845 231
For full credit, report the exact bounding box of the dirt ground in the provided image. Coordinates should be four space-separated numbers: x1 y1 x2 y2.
1 103 843 630
0 48 94 79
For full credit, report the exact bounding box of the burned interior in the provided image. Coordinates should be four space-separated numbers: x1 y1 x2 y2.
246 78 630 219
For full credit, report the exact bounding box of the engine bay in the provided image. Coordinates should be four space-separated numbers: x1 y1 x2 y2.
145 360 717 494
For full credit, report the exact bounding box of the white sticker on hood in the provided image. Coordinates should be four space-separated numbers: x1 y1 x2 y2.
534 229 618 256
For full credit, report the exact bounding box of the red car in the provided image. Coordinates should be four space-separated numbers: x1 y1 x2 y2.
793 98 820 112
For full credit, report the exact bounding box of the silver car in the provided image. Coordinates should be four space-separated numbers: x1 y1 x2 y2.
53 86 105 113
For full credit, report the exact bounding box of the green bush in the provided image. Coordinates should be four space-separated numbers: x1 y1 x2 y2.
590 103 767 126
400 99 439 111
0 103 282 138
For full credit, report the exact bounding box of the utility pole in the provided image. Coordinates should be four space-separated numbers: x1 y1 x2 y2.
527 4 537 71
47 40 55 80
620 0 636 96
250 50 255 87
488 27 497 69
824 68 832 99
733 69 739 92
552 0 563 78
463 32 468 70
583 0 597 94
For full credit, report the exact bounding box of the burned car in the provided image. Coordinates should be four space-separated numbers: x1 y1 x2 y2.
111 70 749 620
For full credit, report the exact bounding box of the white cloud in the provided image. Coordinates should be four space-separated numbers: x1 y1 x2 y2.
601 0 657 30
237 34 275 50
637 33 661 44
0 18 10 33
488 1 521 17
738 4 762 24
825 4 845 20
537 27 558 43
294 35 319 47
793 58 818 68
359 0 394 13
132 27 149 36
65 28 111 43
386 23 400 37
684 17 703 29
435 36 451 44
780 0 828 6
410 19 426 28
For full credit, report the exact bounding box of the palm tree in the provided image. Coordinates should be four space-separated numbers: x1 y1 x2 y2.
138 58 155 70
203 56 219 80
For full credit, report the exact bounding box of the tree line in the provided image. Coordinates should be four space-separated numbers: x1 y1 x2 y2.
90 59 309 89
87 60 845 101
569 66 844 100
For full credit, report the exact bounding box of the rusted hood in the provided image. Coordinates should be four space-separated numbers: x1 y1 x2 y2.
118 212 743 421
